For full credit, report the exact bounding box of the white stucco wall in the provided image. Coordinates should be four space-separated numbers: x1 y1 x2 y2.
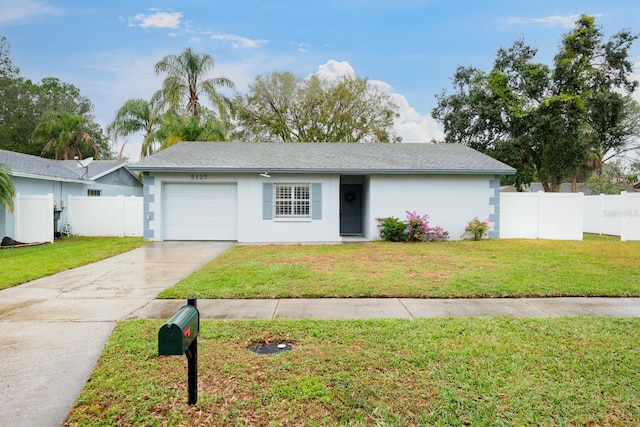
88 182 142 197
12 176 86 201
145 173 342 243
367 174 495 241
144 172 496 243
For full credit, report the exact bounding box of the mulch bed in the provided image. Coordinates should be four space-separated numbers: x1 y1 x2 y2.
1 236 48 249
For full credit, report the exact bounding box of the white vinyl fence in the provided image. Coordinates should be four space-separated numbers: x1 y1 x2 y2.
65 196 143 237
500 191 640 241
8 195 143 243
583 192 640 241
500 192 584 240
14 193 54 243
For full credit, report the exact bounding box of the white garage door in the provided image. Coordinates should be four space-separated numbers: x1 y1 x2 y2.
163 183 237 240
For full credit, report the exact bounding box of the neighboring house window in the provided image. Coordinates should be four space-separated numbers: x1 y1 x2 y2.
274 183 310 218
87 189 102 197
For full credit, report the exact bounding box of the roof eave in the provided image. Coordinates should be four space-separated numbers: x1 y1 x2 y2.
128 166 516 175
12 171 95 184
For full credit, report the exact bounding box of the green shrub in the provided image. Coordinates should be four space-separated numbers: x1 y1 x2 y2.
376 216 408 242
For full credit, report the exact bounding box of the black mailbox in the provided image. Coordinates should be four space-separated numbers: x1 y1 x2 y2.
158 303 199 356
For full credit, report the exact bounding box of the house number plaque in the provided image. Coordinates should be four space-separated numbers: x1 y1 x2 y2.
190 174 208 181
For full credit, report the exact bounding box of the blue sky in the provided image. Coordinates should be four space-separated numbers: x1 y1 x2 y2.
1 0 639 160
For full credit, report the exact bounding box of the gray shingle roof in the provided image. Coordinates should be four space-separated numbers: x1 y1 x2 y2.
0 149 128 182
130 142 516 175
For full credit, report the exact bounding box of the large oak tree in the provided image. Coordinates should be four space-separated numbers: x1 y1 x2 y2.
234 71 401 143
0 36 110 159
432 16 638 191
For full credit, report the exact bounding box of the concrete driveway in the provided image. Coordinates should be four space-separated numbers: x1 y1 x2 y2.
0 241 232 427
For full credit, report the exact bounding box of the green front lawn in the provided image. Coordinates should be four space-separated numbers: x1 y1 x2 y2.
65 318 640 426
0 236 147 290
159 235 640 299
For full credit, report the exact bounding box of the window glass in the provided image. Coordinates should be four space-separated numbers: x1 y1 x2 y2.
274 184 310 218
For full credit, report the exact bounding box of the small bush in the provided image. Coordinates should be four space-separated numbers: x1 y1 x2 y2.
462 217 489 240
376 216 408 242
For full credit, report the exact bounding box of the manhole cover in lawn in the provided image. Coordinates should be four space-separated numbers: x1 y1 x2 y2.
249 343 292 355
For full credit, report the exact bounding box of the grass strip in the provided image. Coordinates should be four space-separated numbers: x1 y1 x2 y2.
159 236 640 299
65 318 640 426
0 236 147 289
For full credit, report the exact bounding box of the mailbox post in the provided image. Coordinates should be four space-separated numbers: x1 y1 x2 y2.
158 297 199 405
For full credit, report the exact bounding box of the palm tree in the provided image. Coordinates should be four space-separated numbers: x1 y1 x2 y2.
107 98 161 159
571 148 602 192
156 111 228 150
33 111 99 160
153 47 235 122
0 164 15 212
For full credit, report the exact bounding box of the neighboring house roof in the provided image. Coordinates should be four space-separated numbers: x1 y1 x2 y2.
130 141 516 175
526 182 594 194
60 160 136 181
0 149 130 184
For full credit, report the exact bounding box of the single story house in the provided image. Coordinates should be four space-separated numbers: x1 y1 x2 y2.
0 149 142 238
129 142 515 243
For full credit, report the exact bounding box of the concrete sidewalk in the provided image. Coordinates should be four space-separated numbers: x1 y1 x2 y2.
132 297 640 320
0 241 233 427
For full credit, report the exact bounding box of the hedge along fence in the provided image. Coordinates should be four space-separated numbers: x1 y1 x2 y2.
501 191 640 241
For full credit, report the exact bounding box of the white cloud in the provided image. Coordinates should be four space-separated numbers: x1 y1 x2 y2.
210 33 268 48
128 11 182 29
70 50 168 161
392 93 444 143
313 60 355 80
503 14 590 28
0 0 61 25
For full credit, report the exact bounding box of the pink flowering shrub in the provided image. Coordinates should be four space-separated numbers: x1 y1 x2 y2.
405 211 429 242
462 217 490 240
424 226 450 242
377 211 449 242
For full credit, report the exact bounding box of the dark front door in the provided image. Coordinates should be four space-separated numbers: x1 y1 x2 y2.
340 184 363 235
